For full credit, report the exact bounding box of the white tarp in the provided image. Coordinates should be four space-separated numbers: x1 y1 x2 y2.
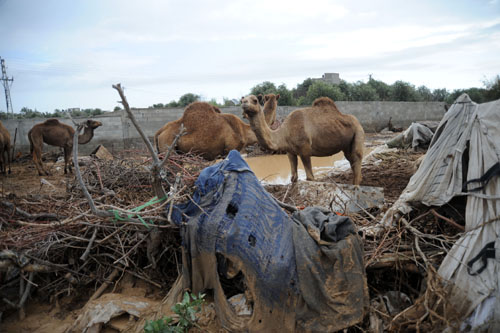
386 122 435 149
379 94 500 330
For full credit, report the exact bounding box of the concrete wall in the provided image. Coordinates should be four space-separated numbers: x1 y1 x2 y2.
2 101 445 155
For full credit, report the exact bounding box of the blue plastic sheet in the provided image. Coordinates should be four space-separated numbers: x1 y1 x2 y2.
172 150 367 331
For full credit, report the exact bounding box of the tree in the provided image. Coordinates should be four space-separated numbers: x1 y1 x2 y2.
167 100 179 107
178 93 199 107
390 81 419 101
431 88 449 102
483 75 500 101
114 106 122 111
222 97 236 107
277 83 295 106
149 103 165 109
337 80 353 101
293 78 314 99
305 81 346 104
207 98 221 107
350 82 380 101
250 81 277 96
19 107 43 118
416 85 433 101
367 77 392 101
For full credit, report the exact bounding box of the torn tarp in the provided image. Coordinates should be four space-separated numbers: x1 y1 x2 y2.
386 122 435 149
172 150 368 332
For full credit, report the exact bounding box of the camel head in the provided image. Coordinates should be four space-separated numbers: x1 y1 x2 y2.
241 95 261 118
85 119 103 130
257 94 264 106
264 93 280 104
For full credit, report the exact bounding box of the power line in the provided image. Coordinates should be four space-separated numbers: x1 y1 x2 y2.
1 57 14 117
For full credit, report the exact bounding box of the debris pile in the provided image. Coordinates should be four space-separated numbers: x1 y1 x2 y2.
0 151 210 319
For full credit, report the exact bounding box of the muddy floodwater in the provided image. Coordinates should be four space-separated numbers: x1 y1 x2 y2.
245 148 374 184
244 152 344 184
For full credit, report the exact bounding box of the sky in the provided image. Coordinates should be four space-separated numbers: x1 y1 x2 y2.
0 0 499 112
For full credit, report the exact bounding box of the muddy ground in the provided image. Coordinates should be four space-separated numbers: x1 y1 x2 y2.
0 132 432 332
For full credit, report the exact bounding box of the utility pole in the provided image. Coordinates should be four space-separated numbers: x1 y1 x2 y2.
1 57 14 117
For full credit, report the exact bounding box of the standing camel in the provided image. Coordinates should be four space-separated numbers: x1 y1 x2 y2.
155 94 279 160
241 95 365 185
28 119 102 175
0 121 11 175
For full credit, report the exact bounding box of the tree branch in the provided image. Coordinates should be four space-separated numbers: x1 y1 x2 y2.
112 83 167 198
160 124 186 169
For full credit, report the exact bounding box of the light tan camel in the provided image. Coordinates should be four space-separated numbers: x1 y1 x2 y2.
242 93 280 126
28 119 102 175
0 121 11 175
241 95 365 184
154 95 279 160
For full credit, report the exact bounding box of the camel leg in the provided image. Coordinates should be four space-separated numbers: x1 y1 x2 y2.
300 155 315 181
0 147 4 175
32 145 49 176
345 151 363 185
64 147 73 174
6 147 11 174
287 153 299 183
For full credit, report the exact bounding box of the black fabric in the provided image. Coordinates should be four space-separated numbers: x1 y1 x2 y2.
463 162 500 192
467 241 496 276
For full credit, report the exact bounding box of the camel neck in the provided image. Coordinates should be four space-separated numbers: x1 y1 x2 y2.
78 127 95 144
247 110 284 151
262 101 277 126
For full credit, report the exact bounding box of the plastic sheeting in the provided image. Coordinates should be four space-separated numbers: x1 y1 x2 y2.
379 94 500 330
172 150 367 332
386 122 435 149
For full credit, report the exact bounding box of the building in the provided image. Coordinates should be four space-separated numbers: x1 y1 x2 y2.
312 73 341 85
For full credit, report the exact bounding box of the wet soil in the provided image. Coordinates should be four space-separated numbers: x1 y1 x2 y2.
0 131 418 332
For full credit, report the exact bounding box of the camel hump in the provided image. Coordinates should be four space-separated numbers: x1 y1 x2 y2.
44 119 61 126
312 97 339 111
184 102 220 115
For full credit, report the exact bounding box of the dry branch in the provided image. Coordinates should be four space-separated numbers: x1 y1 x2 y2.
112 83 167 198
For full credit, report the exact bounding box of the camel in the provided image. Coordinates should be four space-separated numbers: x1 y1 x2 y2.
28 119 102 175
242 93 279 126
0 121 11 175
241 95 365 185
154 94 279 160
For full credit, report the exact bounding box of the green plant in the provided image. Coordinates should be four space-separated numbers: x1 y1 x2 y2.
144 292 205 333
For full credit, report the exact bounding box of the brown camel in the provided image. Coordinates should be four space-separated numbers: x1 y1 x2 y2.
241 95 365 185
155 95 279 160
0 121 11 175
28 119 102 175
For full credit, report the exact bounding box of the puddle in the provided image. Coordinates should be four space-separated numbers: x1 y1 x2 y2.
245 148 374 184
244 153 343 184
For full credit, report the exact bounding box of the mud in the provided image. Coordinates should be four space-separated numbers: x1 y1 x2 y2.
1 131 417 332
244 132 391 184
0 154 70 198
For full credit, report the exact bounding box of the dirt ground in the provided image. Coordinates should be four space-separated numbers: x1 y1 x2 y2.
0 132 433 332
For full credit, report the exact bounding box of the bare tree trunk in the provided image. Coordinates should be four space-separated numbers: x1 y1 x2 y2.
112 83 167 198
